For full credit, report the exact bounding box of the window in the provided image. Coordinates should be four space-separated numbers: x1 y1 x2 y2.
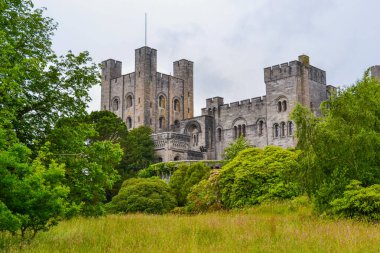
242 124 246 137
217 128 222 141
112 98 119 111
174 99 180 112
274 124 279 138
126 95 133 108
280 122 286 137
258 120 264 136
126 117 132 129
282 100 287 111
213 107 216 116
174 120 180 128
174 156 180 161
157 157 163 163
278 101 282 112
288 121 293 136
234 126 238 139
159 95 166 108
159 117 165 129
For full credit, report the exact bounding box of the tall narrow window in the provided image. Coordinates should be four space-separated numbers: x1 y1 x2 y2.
282 100 287 111
217 128 222 141
242 124 246 137
278 101 282 112
234 126 238 139
281 122 286 137
174 99 180 112
159 117 165 129
159 96 166 108
127 117 132 129
112 98 119 111
274 124 279 138
258 120 264 136
126 95 133 108
238 125 242 137
288 121 293 136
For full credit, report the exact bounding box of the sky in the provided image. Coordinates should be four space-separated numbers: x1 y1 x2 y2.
35 0 380 116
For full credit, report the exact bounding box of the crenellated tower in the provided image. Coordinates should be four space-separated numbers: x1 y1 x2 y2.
101 59 122 111
134 46 157 128
173 59 194 118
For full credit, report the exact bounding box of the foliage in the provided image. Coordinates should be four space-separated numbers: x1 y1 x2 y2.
291 73 380 212
138 162 177 179
219 146 301 209
186 169 223 213
46 117 123 216
169 162 211 206
106 178 176 214
330 180 380 221
0 133 70 239
222 135 250 162
0 0 99 148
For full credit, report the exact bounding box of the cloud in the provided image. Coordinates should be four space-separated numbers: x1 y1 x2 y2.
36 0 380 115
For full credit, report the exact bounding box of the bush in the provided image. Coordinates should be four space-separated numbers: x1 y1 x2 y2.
219 146 301 209
186 169 223 213
106 178 176 214
169 162 211 206
330 180 380 221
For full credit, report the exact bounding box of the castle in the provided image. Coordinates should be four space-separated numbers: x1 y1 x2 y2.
101 45 379 162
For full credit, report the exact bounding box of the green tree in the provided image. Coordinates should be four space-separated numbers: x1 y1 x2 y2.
106 178 176 214
291 72 380 212
219 146 301 209
46 117 123 216
0 0 98 148
0 131 70 240
169 162 211 206
124 126 155 173
222 136 250 162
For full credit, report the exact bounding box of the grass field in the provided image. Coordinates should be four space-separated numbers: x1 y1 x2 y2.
2 202 380 253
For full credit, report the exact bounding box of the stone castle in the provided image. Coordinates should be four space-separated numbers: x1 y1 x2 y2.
101 45 379 162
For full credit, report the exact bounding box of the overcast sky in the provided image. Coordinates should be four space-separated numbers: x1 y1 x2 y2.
36 0 380 116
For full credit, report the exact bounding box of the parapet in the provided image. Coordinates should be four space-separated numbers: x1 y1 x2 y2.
205 97 224 107
264 55 326 84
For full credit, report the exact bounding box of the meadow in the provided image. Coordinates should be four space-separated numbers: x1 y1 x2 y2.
2 202 379 253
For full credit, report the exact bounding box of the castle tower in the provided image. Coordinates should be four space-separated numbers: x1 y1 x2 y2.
264 55 327 147
173 59 194 118
134 46 157 128
100 59 122 111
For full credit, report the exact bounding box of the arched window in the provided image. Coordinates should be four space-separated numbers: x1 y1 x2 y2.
288 121 293 136
282 100 287 111
258 120 264 136
126 117 132 129
213 107 216 116
274 124 279 138
238 125 242 137
157 157 163 163
159 95 166 108
174 156 180 161
159 117 165 129
173 99 180 112
112 97 119 111
217 128 222 141
281 122 286 137
126 95 133 108
242 124 246 137
234 126 238 139
278 101 282 112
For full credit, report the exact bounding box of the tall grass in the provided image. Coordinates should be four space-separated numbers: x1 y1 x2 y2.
2 201 380 253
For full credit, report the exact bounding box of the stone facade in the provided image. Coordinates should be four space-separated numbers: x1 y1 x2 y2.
101 46 334 161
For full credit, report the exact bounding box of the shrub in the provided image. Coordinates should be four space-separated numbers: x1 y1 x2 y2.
219 146 301 209
330 180 380 221
169 162 211 206
106 178 176 214
186 169 223 213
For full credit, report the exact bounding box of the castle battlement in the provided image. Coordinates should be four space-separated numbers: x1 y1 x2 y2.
264 60 302 82
202 96 266 114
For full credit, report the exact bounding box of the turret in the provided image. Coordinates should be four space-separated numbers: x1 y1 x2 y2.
173 59 194 118
100 59 122 110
